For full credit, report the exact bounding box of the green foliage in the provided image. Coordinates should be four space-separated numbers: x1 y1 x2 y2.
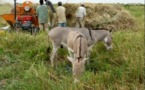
0 4 144 90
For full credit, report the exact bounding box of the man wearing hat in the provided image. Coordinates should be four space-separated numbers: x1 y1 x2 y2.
75 3 86 28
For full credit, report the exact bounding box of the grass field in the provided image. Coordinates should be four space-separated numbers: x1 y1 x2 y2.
0 4 144 90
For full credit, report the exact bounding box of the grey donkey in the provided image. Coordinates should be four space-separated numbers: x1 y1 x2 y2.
48 27 113 67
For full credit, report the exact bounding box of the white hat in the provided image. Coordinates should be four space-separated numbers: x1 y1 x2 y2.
80 2 84 5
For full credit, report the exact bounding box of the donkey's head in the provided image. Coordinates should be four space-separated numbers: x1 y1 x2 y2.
104 33 113 50
67 56 87 83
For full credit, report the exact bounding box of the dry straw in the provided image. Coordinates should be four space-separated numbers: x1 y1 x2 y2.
0 3 136 30
63 3 136 30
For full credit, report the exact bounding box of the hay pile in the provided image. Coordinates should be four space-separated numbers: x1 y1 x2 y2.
64 3 136 30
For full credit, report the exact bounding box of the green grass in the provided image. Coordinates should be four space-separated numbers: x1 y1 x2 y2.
0 4 144 90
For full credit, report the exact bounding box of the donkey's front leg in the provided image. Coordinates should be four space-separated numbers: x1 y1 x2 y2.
86 45 93 64
68 48 74 59
50 44 59 67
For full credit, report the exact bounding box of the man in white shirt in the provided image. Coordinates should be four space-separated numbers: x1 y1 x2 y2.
56 1 67 27
75 3 86 28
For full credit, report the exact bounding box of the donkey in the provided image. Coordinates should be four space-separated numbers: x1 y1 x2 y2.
67 30 88 83
48 27 113 67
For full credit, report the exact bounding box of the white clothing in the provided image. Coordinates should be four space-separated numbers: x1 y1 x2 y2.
56 6 66 23
75 6 86 18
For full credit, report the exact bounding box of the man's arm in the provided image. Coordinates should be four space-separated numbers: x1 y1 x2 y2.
83 8 86 17
46 0 56 13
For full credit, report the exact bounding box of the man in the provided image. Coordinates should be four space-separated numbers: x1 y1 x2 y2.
44 0 56 27
56 1 66 27
75 3 86 28
36 0 49 33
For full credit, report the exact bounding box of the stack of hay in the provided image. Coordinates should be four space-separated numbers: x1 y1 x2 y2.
64 3 136 30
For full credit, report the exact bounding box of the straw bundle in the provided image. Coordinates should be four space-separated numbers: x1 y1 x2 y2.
63 3 136 30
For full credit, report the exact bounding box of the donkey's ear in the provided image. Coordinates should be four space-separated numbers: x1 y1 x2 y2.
67 56 74 63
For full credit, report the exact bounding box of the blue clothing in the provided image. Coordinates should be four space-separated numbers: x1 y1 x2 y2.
58 22 66 27
36 5 48 23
